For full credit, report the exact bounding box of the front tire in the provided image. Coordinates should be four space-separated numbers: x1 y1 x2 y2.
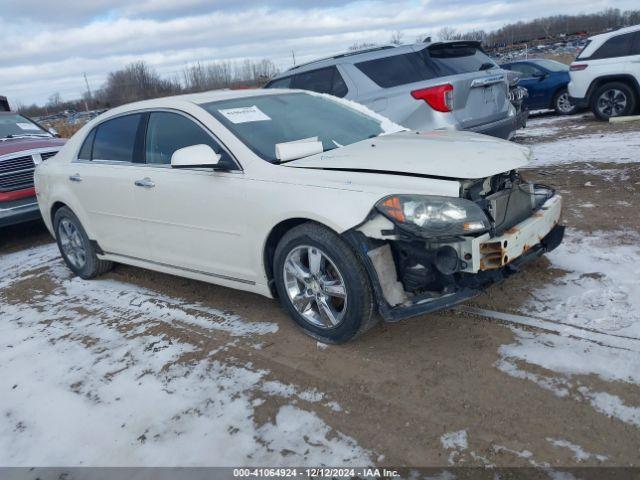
54 206 113 279
273 222 377 343
553 89 577 115
591 82 636 120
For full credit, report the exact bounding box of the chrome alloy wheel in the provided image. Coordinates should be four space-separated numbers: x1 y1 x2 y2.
597 89 627 117
58 218 87 269
556 92 574 113
283 245 348 328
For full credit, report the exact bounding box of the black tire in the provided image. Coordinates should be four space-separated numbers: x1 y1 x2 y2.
53 206 113 279
591 82 636 120
553 88 577 115
273 222 377 344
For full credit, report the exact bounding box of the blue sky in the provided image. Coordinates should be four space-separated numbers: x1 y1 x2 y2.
1 0 636 106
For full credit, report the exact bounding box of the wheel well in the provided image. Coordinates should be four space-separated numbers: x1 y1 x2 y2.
50 201 68 225
588 75 640 101
549 86 567 108
263 218 316 297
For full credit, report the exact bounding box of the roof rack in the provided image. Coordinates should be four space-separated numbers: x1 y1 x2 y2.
286 45 397 72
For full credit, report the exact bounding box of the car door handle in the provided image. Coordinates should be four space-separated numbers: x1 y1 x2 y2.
134 177 155 188
69 174 82 182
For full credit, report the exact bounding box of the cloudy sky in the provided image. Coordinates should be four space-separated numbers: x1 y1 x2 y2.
1 0 636 107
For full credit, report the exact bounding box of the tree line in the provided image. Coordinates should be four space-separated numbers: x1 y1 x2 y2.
18 58 278 117
433 8 640 46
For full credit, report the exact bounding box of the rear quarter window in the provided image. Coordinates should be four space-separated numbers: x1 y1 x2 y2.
355 52 438 88
589 32 634 60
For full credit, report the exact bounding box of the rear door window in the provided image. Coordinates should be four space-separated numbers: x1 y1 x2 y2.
291 66 349 97
590 32 634 59
266 76 292 89
92 114 143 162
355 52 438 88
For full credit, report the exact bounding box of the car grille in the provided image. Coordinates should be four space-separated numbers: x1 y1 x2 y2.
0 150 58 192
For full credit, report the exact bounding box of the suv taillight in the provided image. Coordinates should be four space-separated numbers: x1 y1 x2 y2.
570 64 588 71
411 84 454 112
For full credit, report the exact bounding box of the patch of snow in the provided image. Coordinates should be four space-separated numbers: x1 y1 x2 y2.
527 131 640 167
546 438 608 462
497 230 640 428
440 430 467 450
0 244 369 466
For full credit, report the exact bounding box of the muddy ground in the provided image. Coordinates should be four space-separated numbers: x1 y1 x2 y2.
1 111 639 470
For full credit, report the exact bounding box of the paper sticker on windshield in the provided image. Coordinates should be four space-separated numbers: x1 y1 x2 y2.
17 122 40 130
218 105 271 124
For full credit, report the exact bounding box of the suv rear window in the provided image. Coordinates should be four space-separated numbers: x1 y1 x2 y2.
355 44 497 88
428 43 497 75
355 52 438 88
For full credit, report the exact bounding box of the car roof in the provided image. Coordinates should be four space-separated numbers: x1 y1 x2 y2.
269 40 483 80
588 24 640 42
580 24 640 58
93 88 304 118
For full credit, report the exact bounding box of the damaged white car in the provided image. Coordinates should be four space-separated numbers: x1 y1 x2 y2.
35 89 564 343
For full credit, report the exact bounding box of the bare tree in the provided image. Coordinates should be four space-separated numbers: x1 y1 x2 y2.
437 27 460 41
389 30 404 45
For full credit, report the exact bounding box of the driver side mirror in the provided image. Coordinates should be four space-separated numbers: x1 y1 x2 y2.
171 144 221 169
534 71 548 81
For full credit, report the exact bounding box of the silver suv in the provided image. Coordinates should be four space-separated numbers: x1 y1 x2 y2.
265 41 520 139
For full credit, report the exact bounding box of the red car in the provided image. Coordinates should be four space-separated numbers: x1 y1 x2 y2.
1 112 65 227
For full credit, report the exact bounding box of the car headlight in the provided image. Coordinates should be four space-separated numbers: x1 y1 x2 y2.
376 195 491 237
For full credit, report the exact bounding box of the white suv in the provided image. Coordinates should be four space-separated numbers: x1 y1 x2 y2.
568 25 640 120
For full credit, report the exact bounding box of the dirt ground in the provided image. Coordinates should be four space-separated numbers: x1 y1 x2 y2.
1 111 639 470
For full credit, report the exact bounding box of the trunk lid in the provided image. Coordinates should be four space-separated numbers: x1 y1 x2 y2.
424 42 510 129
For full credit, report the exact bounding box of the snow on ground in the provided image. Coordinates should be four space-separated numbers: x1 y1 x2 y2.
528 131 640 167
0 244 371 466
546 438 607 463
497 231 640 428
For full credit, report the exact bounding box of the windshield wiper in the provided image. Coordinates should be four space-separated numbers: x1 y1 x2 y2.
2 133 51 140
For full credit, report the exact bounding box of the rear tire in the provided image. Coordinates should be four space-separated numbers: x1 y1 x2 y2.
54 206 113 279
553 88 577 115
591 82 636 120
273 222 377 344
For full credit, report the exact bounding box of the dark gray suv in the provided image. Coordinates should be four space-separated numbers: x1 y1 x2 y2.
265 41 521 139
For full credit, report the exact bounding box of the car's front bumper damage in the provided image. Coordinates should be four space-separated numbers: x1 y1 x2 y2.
345 194 564 322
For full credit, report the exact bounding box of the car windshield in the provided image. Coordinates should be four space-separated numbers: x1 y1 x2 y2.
0 114 49 139
532 59 569 72
203 93 386 163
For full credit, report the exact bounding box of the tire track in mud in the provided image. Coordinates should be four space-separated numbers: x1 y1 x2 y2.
454 305 640 353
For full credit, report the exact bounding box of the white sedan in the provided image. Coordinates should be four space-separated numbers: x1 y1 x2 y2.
35 89 564 343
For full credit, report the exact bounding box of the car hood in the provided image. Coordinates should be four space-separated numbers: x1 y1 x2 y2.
286 130 530 180
0 137 66 157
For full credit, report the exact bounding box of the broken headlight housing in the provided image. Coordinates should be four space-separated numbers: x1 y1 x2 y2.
376 195 491 238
